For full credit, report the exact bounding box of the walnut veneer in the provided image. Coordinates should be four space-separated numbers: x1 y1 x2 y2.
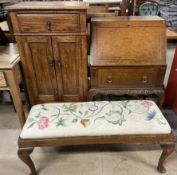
6 1 88 106
89 16 167 107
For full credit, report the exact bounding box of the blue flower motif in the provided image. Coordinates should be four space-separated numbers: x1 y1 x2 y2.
145 110 156 120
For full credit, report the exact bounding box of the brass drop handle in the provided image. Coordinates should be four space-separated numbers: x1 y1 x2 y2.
49 59 55 67
47 21 52 31
107 76 112 83
142 75 148 83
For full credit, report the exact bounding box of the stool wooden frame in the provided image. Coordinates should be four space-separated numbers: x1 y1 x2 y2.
18 132 175 175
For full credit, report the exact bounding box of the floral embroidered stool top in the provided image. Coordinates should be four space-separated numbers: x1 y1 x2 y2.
20 100 171 139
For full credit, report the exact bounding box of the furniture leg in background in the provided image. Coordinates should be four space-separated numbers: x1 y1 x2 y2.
0 44 26 128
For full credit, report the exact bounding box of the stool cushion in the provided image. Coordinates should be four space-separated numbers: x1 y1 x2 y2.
20 100 171 139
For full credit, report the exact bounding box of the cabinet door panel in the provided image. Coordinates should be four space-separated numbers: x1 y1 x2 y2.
52 36 83 101
17 36 58 105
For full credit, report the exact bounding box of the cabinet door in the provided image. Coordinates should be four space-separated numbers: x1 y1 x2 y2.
17 36 58 105
52 36 85 102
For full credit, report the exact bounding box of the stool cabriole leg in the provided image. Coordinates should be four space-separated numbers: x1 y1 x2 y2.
18 147 37 175
157 144 175 173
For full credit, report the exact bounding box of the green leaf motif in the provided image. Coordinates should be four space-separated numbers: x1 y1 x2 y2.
56 118 67 127
51 114 58 117
41 105 48 111
79 111 82 115
84 110 89 116
157 118 166 125
63 104 78 113
62 104 70 112
27 122 36 129
94 116 106 122
106 110 123 116
34 112 41 118
126 108 132 114
55 107 60 111
107 118 126 126
72 118 78 123
106 112 111 116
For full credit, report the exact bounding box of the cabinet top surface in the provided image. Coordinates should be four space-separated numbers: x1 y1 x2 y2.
91 16 165 22
5 1 88 11
0 44 19 69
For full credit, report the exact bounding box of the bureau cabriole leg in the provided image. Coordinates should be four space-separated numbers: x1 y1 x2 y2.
157 93 165 109
157 144 175 173
18 147 37 175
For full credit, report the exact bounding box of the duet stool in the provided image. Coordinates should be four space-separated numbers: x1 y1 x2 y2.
18 100 174 175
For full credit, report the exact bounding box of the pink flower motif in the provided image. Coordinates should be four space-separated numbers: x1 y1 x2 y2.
37 116 49 129
141 101 153 108
70 104 79 110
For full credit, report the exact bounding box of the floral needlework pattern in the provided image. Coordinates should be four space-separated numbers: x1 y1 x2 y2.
26 100 168 130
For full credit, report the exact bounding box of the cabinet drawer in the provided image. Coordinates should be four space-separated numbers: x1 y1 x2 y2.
0 72 7 87
91 66 166 88
17 13 80 33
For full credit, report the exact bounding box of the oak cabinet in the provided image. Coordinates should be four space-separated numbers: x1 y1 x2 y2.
7 1 88 105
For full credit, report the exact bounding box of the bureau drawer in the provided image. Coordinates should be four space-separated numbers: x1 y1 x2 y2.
91 67 166 88
17 13 80 33
0 72 7 87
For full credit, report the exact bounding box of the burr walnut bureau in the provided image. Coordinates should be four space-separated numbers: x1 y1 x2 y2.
89 16 167 107
6 1 88 106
